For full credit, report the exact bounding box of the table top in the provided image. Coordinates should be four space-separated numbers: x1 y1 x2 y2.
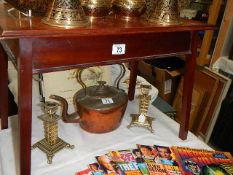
0 2 214 39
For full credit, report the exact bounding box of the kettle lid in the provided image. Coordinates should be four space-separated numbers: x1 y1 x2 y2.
75 81 128 110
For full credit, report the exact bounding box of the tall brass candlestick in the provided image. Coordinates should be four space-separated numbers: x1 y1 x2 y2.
32 101 74 164
128 84 154 132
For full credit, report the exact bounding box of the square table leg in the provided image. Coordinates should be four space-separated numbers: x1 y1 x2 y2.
179 31 199 140
17 38 33 175
0 44 8 129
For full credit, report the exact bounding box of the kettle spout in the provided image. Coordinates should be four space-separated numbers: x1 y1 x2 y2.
49 95 80 123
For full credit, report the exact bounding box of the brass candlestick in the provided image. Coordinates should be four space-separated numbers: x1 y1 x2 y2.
32 101 74 164
128 84 154 133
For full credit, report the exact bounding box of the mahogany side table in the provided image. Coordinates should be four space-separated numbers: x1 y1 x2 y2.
0 2 213 175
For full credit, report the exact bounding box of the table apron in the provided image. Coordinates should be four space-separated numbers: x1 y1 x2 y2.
29 31 191 72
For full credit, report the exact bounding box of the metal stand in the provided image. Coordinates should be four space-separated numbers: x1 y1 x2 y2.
128 84 154 133
32 101 74 164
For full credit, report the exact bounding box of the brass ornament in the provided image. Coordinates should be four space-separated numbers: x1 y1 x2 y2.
148 0 181 25
112 0 147 20
80 0 112 19
42 0 89 28
32 101 74 164
128 84 154 133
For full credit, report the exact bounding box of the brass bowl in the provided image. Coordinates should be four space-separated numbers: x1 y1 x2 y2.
112 0 146 20
81 0 112 18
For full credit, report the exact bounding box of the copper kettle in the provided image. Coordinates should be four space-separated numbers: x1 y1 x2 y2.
50 64 128 133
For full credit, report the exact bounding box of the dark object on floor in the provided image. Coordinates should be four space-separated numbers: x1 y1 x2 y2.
152 96 176 120
8 88 18 116
209 78 233 155
144 56 185 71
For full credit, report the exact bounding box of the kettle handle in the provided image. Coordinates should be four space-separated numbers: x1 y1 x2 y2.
76 64 126 94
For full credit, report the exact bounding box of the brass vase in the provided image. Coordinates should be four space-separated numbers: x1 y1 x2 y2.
42 0 89 28
148 0 181 25
112 0 146 20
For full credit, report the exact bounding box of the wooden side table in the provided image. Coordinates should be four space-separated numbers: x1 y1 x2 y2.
0 2 213 175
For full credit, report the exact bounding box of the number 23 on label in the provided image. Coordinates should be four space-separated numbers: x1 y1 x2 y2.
112 44 126 55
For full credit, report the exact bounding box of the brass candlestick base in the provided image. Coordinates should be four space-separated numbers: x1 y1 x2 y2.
32 138 74 164
32 101 74 164
128 113 154 133
128 84 154 133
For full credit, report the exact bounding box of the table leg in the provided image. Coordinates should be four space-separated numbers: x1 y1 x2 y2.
128 61 138 101
0 43 8 129
179 31 198 140
18 39 33 175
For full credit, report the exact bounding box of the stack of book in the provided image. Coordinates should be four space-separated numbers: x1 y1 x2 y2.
75 145 233 175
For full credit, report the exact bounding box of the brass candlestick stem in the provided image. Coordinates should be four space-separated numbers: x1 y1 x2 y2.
128 84 154 133
32 101 74 164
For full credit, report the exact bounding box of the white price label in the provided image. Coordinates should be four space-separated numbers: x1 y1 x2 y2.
112 44 126 55
138 114 146 123
101 98 114 104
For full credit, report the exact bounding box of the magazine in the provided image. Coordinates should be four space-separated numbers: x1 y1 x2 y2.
108 150 135 163
137 144 161 164
89 162 105 175
146 162 167 175
117 162 142 175
137 144 166 175
76 168 92 175
171 146 233 175
219 163 233 175
154 145 182 175
132 149 149 175
108 149 142 175
96 154 117 175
